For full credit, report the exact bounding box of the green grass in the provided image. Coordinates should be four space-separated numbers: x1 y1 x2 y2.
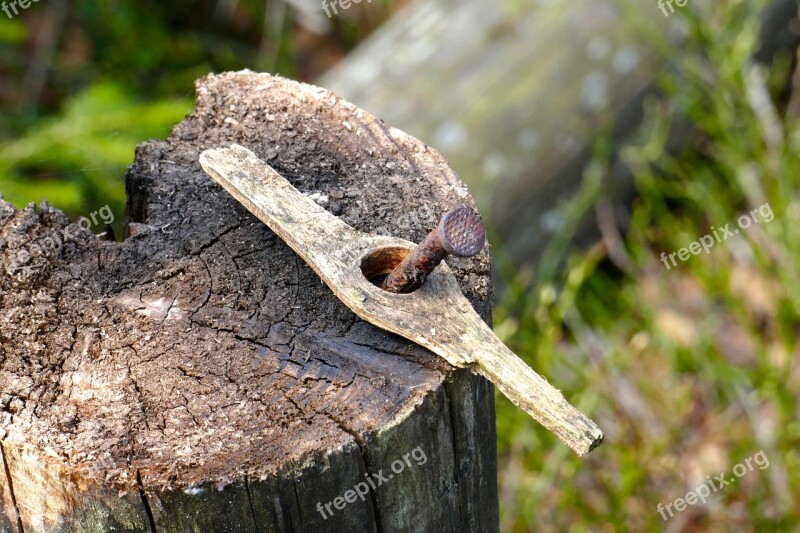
494 1 800 530
0 82 192 236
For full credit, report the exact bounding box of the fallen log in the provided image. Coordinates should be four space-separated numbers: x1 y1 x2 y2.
319 0 800 268
0 71 498 532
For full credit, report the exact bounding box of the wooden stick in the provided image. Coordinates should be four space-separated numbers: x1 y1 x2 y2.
199 144 604 455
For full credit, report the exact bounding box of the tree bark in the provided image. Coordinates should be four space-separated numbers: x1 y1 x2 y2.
0 71 498 532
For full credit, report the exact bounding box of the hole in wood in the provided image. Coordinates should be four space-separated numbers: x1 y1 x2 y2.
360 246 411 288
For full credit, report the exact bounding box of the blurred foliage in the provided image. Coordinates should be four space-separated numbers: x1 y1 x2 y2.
0 83 191 222
0 0 401 228
494 0 800 530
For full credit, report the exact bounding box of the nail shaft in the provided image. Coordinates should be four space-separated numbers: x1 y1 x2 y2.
381 205 485 294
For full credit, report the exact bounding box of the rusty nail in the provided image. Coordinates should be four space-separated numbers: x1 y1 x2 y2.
381 205 486 294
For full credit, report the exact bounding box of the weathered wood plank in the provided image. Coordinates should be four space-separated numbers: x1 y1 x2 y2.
199 143 603 455
320 0 800 267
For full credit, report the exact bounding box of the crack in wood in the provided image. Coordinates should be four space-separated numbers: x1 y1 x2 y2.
136 469 157 533
321 411 383 533
0 442 24 533
244 475 261 533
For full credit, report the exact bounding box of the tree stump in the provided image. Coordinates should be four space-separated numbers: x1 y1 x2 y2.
0 71 498 532
319 0 800 268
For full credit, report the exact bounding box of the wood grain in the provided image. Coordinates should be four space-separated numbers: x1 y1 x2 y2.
200 144 604 455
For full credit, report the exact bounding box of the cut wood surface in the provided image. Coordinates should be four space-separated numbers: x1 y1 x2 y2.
199 144 603 455
0 71 498 532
